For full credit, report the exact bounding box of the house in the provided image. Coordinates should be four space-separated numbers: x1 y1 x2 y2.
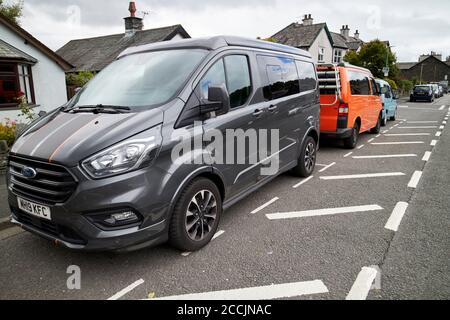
0 13 72 122
398 53 450 83
271 15 364 64
57 2 191 73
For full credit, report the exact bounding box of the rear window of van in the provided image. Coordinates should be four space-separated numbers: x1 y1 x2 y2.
348 71 371 95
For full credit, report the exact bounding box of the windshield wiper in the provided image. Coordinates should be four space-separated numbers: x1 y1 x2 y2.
67 104 131 114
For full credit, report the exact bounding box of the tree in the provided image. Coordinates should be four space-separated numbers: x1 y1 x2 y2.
0 0 23 24
344 40 399 80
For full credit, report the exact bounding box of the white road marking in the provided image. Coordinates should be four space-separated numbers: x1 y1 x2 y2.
385 202 409 232
443 121 447 125
293 176 314 189
439 105 445 110
344 152 353 158
422 151 432 161
319 162 336 173
397 126 438 129
375 134 381 138
407 121 438 124
371 141 424 145
251 197 279 214
431 140 438 146
382 130 389 134
357 145 365 149
182 230 226 256
212 230 225 240
320 172 405 181
384 133 430 136
316 164 328 167
266 205 383 220
368 138 375 143
150 280 329 300
408 171 423 189
108 279 145 300
440 125 445 129
435 131 442 137
353 154 417 159
346 267 379 300
398 106 408 108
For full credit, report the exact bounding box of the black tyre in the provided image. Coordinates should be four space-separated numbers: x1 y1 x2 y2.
169 178 222 251
381 114 387 127
343 122 360 149
292 136 317 177
410 98 415 102
390 108 397 121
370 114 382 134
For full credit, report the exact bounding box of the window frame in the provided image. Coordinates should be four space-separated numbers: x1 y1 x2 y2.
318 47 325 63
348 70 371 96
0 61 36 110
333 49 343 63
295 59 318 93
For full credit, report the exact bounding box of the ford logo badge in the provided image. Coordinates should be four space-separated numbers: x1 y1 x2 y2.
22 167 37 179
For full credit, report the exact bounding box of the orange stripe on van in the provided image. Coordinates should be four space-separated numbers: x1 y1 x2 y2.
48 116 101 163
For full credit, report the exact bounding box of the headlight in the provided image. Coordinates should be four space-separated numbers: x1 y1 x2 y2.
82 125 162 179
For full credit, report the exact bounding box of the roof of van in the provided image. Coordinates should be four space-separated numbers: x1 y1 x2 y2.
318 62 373 75
118 36 312 59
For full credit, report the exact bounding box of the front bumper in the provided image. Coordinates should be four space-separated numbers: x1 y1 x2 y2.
7 163 173 252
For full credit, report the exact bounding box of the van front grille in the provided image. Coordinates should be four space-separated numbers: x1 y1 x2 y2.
8 155 77 205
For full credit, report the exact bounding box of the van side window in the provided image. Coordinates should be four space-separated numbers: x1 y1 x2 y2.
296 61 317 92
199 55 252 109
224 55 252 108
370 79 379 96
257 55 300 101
348 71 370 95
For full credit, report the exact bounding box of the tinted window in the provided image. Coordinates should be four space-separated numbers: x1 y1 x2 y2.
296 61 317 92
257 55 300 101
371 79 379 96
224 55 252 108
348 71 371 95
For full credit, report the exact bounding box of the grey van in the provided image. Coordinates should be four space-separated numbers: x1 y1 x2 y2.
7 36 320 252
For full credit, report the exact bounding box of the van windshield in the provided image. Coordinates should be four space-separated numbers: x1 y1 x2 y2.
69 49 208 110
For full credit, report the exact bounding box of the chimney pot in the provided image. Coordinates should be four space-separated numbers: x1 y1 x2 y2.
129 2 137 17
124 1 143 36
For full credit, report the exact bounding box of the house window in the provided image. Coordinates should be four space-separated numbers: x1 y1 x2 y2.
0 62 35 109
318 47 325 63
334 49 343 63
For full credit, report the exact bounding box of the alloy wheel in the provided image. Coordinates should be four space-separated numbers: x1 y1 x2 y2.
185 190 217 241
304 142 316 173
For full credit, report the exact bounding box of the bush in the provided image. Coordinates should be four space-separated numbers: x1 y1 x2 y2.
385 78 398 91
397 79 414 95
0 118 17 147
66 70 96 87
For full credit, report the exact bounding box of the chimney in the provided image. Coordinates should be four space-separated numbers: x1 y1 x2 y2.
124 2 143 36
302 14 314 26
354 30 360 40
340 25 350 38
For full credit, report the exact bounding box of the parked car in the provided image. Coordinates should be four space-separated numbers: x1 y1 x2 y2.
431 83 441 98
438 85 444 97
438 81 448 94
7 36 320 252
410 84 434 102
318 63 383 149
376 79 398 126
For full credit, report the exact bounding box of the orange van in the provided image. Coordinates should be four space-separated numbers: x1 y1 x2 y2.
318 63 383 149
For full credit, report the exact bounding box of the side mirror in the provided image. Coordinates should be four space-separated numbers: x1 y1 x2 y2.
38 111 47 117
200 85 230 116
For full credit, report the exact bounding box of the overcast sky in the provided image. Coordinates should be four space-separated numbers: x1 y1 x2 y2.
16 0 450 62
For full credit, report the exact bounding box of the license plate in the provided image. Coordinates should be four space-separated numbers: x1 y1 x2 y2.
17 197 52 221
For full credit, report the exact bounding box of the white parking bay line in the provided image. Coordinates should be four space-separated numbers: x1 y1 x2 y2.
320 172 405 181
353 154 416 159
108 279 145 300
293 176 314 189
319 162 336 173
182 230 226 256
251 197 279 214
266 204 383 220
397 126 438 129
440 125 445 129
151 280 329 300
385 202 409 232
435 131 442 137
422 151 432 162
344 152 353 158
431 140 438 146
439 105 445 110
371 141 424 145
408 171 423 188
407 121 438 124
357 145 365 150
384 133 430 136
346 267 379 300
368 138 375 143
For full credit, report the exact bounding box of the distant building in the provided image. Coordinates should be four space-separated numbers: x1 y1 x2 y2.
0 13 72 122
57 2 191 73
270 15 364 64
398 52 450 83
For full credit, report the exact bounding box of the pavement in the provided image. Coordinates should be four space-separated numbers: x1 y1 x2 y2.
0 96 449 300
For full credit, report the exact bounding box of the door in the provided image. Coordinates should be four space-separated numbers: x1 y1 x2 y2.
199 53 270 198
347 70 373 132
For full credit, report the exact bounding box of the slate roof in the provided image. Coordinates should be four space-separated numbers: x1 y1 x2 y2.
0 39 38 63
330 32 348 49
397 62 417 70
57 25 190 72
271 23 333 48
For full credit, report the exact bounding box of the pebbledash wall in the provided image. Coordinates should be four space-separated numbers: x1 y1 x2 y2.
0 23 68 123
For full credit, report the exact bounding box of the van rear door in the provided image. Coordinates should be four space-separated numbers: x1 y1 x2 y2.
318 66 340 132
